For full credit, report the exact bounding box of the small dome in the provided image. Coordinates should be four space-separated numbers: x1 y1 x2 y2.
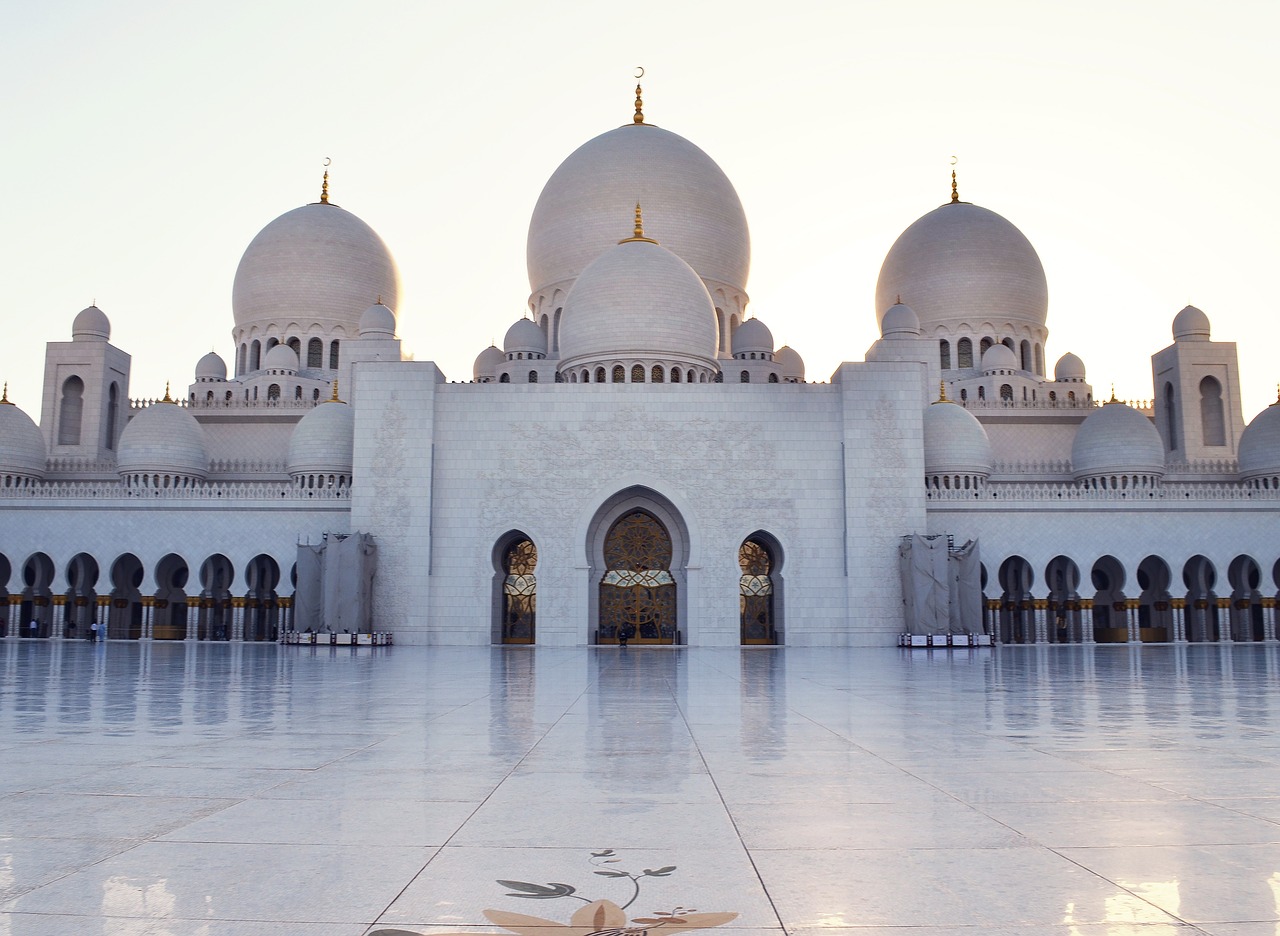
263 343 299 373
504 318 547 356
72 305 110 341
776 345 805 382
288 400 354 478
1237 400 1280 482
1173 304 1211 341
876 201 1048 334
981 343 1019 373
880 302 921 337
117 401 208 480
473 344 505 382
1054 352 1086 381
733 318 774 356
358 301 396 338
1071 402 1165 482
195 351 227 381
558 238 717 372
0 400 47 480
233 202 400 339
528 122 750 304
924 401 994 477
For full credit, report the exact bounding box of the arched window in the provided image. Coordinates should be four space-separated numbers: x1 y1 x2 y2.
1049 390 1056 402
1068 390 1076 402
250 340 261 371
206 391 214 403
307 338 323 369
1034 343 1045 376
267 384 280 401
528 370 538 383
58 376 84 445
312 388 320 401
105 382 119 450
768 373 779 383
499 373 510 383
595 367 606 383
1165 382 1178 450
501 538 537 644
613 365 625 383
740 370 750 383
651 365 664 383
1020 340 1032 371
978 385 986 401
939 340 951 370
1000 384 1013 401
295 385 303 400
957 337 973 368
631 364 645 383
740 539 776 645
1200 376 1226 446
237 343 247 375
225 390 233 402
580 369 588 383
671 368 682 383
287 337 301 356
329 340 340 369
265 337 278 351
552 307 562 354
980 337 993 356
960 388 968 401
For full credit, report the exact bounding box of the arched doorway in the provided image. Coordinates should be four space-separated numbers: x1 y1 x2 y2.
108 554 144 640
599 511 676 645
64 552 100 640
998 556 1034 644
1183 555 1219 642
0 553 10 636
1137 555 1173 642
153 554 190 640
20 552 55 638
199 554 234 641
1044 555 1081 643
1228 554 1264 641
244 554 280 642
1090 555 1128 642
497 534 537 644
740 535 782 645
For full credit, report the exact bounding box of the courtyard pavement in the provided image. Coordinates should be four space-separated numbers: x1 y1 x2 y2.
1 639 1279 935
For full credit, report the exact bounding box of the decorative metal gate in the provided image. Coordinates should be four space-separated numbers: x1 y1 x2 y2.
599 511 676 644
739 539 776 645
502 539 537 644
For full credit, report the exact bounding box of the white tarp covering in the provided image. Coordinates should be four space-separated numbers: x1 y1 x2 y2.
899 535 982 635
294 532 377 633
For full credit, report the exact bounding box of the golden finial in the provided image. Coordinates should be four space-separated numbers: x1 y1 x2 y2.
1273 383 1279 406
618 202 658 244
330 379 341 403
950 169 959 204
933 380 952 404
320 157 331 204
1105 383 1119 404
0 382 11 405
896 294 903 305
376 294 382 306
162 382 174 403
633 67 645 124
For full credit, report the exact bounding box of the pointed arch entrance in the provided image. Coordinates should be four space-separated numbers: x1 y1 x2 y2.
740 534 783 645
493 532 537 644
587 487 690 646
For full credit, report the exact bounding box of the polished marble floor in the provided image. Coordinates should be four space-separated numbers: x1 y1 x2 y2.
1 640 1279 935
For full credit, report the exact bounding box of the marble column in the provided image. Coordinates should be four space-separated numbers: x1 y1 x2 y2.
1080 599 1095 643
1171 598 1187 642
1217 598 1233 643
51 595 66 639
231 598 246 642
1127 599 1141 643
141 597 154 640
1262 598 1277 643
987 599 1001 644
1033 599 1048 643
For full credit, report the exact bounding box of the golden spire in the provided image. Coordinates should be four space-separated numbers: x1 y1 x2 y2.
896 294 903 305
1105 383 1119 404
0 382 11 405
376 294 383 306
618 202 658 244
330 379 341 403
319 157 331 204
932 380 952 404
950 168 959 204
162 382 174 403
1273 383 1280 406
633 76 645 125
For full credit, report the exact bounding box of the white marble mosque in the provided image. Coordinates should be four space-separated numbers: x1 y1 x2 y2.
3 84 1280 648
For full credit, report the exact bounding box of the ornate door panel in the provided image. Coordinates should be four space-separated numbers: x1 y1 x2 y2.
599 511 676 645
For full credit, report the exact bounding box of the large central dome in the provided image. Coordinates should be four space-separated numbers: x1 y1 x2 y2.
527 122 750 309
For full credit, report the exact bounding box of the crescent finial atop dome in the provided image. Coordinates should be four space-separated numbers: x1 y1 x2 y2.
320 169 330 205
1 382 10 405
634 81 644 125
950 168 959 204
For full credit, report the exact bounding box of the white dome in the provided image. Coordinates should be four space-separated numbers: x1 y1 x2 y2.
1237 401 1280 481
558 238 718 372
117 402 208 480
195 351 227 381
875 201 1048 333
776 345 805 382
923 401 994 477
232 202 401 340
1173 304 1211 341
72 305 110 341
528 123 750 305
0 401 47 479
287 400 354 478
1071 402 1165 482
358 301 396 338
880 302 921 337
504 318 547 356
473 345 504 381
981 343 1019 373
263 343 299 373
1054 352 1086 381
733 318 774 356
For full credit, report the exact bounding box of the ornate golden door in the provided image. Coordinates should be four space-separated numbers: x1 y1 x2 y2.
739 539 776 645
599 511 676 644
502 539 537 644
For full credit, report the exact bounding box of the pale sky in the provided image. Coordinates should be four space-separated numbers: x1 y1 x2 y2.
3 1 1278 420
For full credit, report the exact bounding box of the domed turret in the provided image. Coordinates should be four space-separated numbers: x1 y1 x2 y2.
1173 304 1210 341
880 301 921 338
981 343 1019 374
924 394 994 486
504 318 547 359
195 351 227 382
776 345 805 383
358 300 397 338
1054 352 1086 382
263 343 299 374
732 318 774 357
232 196 400 346
0 392 47 484
287 396 354 488
473 345 504 382
875 194 1047 337
1071 400 1165 486
1237 394 1280 486
72 304 110 342
557 211 718 380
117 394 209 487
527 94 750 319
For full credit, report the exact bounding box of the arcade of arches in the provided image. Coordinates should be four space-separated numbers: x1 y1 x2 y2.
991 553 1280 644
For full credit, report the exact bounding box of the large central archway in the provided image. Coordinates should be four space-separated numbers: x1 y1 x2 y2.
587 487 690 646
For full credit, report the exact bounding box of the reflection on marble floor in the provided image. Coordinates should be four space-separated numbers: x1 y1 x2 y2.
1 641 1279 935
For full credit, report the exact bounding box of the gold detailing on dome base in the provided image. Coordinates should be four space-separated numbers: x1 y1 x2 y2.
618 202 658 245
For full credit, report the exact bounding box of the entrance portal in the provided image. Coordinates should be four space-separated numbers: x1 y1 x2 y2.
599 510 675 644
